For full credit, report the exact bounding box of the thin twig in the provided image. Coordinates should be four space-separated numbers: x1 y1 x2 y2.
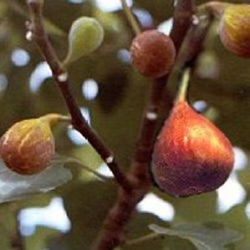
64 157 110 182
176 13 214 70
120 0 141 35
7 0 65 37
170 0 196 51
26 0 132 192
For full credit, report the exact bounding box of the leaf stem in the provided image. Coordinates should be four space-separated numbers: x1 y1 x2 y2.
120 0 141 35
64 157 110 182
124 233 162 246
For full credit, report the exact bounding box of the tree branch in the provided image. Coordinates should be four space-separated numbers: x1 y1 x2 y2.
11 210 25 250
176 11 214 70
120 0 141 35
26 0 212 249
91 1 196 249
170 0 196 51
26 0 132 192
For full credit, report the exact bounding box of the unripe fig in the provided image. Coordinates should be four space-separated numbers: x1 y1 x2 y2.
152 70 234 197
0 114 69 175
130 30 176 78
219 4 250 57
64 16 104 66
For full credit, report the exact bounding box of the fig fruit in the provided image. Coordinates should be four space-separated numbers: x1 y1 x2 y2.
64 16 104 66
219 3 250 57
0 114 69 175
130 30 176 78
152 70 234 197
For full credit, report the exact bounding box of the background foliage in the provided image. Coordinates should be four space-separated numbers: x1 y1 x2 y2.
0 0 250 249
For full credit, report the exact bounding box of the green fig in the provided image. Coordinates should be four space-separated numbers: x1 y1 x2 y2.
152 70 234 197
130 30 176 78
64 16 104 66
0 114 69 175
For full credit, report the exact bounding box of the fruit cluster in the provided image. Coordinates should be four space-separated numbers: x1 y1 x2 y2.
127 2 249 197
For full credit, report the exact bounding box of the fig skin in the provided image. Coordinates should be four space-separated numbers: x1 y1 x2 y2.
152 101 234 197
0 118 55 175
130 30 176 78
219 4 250 57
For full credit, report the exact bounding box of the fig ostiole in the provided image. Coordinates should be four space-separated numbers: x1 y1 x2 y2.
130 30 176 78
0 113 70 175
152 69 234 197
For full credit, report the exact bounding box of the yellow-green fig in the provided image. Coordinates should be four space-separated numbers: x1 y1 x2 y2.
64 16 104 66
0 114 69 175
219 4 250 57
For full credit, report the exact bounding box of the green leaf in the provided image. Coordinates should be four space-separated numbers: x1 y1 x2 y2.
0 158 72 203
149 222 243 250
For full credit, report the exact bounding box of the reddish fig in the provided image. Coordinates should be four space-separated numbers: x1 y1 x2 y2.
130 30 176 78
0 114 69 175
152 70 234 197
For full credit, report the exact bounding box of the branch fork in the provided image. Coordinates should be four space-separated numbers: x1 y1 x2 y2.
25 0 213 249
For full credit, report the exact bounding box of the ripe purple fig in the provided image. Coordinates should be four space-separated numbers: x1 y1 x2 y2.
0 114 69 175
152 70 234 197
130 30 176 78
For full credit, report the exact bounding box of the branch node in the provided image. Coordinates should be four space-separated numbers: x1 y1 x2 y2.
56 72 69 83
192 15 200 25
105 156 114 164
146 112 158 121
25 30 34 41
